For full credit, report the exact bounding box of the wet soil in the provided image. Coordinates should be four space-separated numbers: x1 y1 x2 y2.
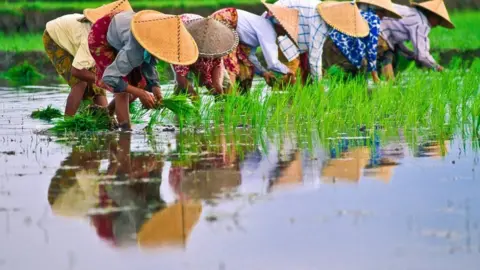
1 85 480 270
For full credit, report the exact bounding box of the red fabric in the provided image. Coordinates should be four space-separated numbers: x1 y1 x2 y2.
88 13 146 92
299 52 310 84
172 58 222 89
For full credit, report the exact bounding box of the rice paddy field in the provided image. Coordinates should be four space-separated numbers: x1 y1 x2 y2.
1 1 480 270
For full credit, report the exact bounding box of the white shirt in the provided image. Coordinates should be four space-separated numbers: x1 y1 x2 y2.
274 0 329 79
236 10 291 75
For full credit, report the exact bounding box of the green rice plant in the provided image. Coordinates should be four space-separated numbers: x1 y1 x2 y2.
31 105 63 121
50 105 113 134
0 32 44 52
1 61 44 85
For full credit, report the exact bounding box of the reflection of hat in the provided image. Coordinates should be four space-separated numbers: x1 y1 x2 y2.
411 0 455 29
83 0 133 23
184 17 239 58
356 0 402 19
262 0 299 46
50 170 100 218
131 10 199 65
317 1 370 37
270 152 303 191
322 147 370 182
137 202 202 248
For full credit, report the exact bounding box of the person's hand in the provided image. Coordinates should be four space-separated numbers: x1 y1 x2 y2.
138 91 156 109
263 71 276 87
283 72 296 85
152 86 163 102
436 65 444 72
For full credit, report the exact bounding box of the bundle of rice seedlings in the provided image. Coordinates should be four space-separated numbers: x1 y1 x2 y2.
50 105 114 134
157 95 198 119
1 61 44 85
31 105 63 121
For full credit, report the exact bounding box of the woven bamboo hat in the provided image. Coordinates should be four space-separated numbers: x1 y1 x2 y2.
83 0 133 23
131 10 199 65
262 0 299 46
317 1 370 38
184 17 239 58
411 0 455 29
356 0 402 19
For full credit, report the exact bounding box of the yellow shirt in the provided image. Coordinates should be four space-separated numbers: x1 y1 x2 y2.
46 13 95 70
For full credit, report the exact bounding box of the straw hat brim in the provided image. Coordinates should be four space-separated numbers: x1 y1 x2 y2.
262 1 300 47
131 10 199 66
356 0 402 19
184 17 239 59
411 2 455 29
83 0 133 24
317 1 370 38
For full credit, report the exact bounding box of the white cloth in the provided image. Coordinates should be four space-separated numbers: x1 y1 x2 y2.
236 10 291 75
45 13 95 70
274 0 329 79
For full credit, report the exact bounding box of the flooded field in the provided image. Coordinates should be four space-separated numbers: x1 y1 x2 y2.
1 83 480 270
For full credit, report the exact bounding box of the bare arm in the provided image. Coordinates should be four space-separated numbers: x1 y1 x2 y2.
71 67 96 84
210 63 224 95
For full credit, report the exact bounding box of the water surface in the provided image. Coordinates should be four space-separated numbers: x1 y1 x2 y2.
1 85 480 270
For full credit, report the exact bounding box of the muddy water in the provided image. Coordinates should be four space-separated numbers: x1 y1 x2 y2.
1 85 480 270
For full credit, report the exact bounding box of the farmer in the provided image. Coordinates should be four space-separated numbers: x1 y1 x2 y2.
379 0 455 80
210 2 297 93
88 8 199 130
322 0 402 82
272 0 370 84
172 14 239 97
42 0 131 116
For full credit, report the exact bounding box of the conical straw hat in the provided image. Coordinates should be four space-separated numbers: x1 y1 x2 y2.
184 17 239 58
411 0 455 29
262 0 299 46
131 10 199 65
317 1 370 38
83 0 133 23
137 202 202 248
356 0 402 19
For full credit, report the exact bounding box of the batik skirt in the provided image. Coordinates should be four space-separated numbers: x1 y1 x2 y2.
88 13 146 92
43 30 105 99
211 8 255 91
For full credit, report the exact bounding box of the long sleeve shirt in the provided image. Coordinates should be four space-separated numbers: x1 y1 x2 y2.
328 9 380 72
45 13 95 70
274 0 329 80
236 9 291 75
103 11 160 93
380 4 438 69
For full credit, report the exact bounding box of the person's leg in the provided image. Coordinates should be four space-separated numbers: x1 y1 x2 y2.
65 81 88 116
114 93 131 130
381 51 396 81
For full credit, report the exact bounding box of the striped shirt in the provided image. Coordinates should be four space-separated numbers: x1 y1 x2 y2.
274 0 329 80
380 4 438 69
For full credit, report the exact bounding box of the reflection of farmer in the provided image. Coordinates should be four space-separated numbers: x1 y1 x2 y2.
169 132 242 202
48 133 166 247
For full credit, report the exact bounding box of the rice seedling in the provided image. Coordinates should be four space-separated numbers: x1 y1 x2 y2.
31 105 63 121
1 61 44 85
50 105 114 134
